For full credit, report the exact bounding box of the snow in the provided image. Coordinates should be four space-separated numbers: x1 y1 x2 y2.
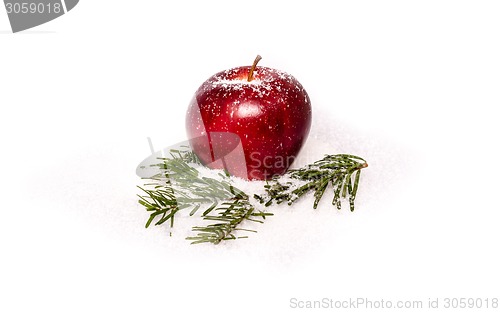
2 2 500 311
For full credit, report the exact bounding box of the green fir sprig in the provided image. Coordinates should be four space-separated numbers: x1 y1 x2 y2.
256 154 368 211
137 149 367 245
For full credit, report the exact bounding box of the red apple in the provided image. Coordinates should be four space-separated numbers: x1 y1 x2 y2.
186 56 312 180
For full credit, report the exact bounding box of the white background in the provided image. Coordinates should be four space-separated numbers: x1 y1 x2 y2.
1 1 499 311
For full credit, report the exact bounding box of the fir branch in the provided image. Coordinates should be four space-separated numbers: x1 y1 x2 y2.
255 154 368 211
137 149 271 244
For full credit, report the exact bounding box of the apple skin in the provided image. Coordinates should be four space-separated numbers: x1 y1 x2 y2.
186 65 311 180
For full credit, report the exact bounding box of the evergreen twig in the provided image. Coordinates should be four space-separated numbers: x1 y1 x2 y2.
256 154 368 211
137 149 271 244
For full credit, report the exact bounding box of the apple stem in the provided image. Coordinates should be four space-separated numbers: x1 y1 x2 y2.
247 55 262 82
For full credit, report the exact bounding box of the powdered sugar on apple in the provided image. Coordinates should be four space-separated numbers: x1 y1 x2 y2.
204 67 306 98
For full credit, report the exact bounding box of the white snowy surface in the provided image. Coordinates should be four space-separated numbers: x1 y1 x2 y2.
1 1 500 311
